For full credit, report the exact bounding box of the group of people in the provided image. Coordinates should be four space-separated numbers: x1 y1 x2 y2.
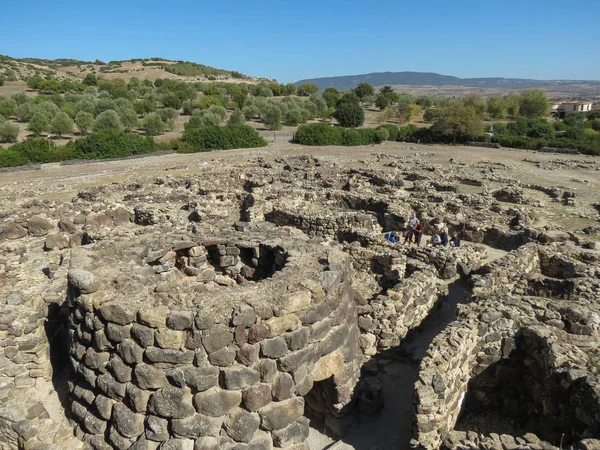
384 212 461 248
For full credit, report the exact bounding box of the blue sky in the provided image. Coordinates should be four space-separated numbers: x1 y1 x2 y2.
2 0 599 82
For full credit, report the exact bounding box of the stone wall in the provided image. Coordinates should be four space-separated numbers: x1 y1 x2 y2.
412 243 600 450
267 209 382 241
412 245 541 449
66 239 362 450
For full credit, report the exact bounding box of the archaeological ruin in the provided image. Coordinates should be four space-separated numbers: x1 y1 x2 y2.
0 146 599 450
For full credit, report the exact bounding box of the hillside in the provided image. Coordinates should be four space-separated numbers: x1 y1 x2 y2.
0 54 266 84
296 71 600 98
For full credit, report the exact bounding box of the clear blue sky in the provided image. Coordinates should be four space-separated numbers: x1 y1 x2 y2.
2 0 599 83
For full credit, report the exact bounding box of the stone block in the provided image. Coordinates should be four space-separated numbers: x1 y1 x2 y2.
265 315 301 337
272 417 309 447
243 383 272 412
182 366 220 392
98 301 137 325
139 307 169 328
117 339 144 364
131 324 155 348
193 387 242 417
112 403 145 439
167 311 195 330
155 329 184 349
237 343 260 366
126 383 151 413
248 323 270 344
202 324 232 353
232 304 256 327
258 397 304 431
261 336 288 358
284 328 309 351
272 372 294 401
134 364 169 389
171 414 223 439
207 346 236 367
146 415 169 442
223 407 260 443
145 348 194 365
147 387 195 419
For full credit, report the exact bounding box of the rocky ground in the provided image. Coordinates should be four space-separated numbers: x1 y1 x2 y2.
0 141 599 450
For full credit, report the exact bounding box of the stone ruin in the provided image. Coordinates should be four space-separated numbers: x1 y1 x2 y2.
0 151 599 449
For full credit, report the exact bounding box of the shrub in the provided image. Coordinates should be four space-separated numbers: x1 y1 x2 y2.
65 130 155 159
340 128 377 146
0 121 19 143
142 112 166 136
285 108 305 126
0 148 28 167
93 110 124 132
375 127 390 143
9 138 55 163
376 124 399 141
333 102 364 128
295 124 343 145
182 124 267 151
495 135 545 150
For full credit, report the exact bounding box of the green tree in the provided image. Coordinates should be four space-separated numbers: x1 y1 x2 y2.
430 102 483 143
242 105 261 120
334 102 364 128
93 110 124 132
297 83 319 96
375 127 389 144
486 96 508 119
284 108 305 126
142 112 166 136
75 111 94 135
322 87 342 108
0 99 17 119
29 111 52 135
83 74 98 86
0 73 5 86
227 109 246 125
462 93 486 115
519 89 550 118
415 96 434 108
51 112 75 137
337 91 360 107
0 121 19 143
396 103 412 123
262 104 282 130
505 94 521 118
375 93 391 110
354 82 374 99
15 103 34 122
118 108 139 132
11 92 29 106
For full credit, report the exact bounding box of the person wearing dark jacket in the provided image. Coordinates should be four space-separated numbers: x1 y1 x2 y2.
450 233 461 247
439 228 449 247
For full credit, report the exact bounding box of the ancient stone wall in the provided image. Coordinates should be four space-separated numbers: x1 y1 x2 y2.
66 239 361 450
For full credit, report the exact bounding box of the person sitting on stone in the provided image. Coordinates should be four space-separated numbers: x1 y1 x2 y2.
439 228 449 247
430 233 442 246
384 231 399 244
450 233 461 247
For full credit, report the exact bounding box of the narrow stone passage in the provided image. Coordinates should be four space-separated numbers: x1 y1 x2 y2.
307 281 468 450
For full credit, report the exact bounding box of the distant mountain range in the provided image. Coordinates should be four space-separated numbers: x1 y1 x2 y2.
295 71 600 91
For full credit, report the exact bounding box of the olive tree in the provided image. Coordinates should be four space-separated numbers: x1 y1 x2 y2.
75 111 94 135
142 112 165 136
93 110 124 132
51 112 75 137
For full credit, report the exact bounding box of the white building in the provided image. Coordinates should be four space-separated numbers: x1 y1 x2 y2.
557 101 593 117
